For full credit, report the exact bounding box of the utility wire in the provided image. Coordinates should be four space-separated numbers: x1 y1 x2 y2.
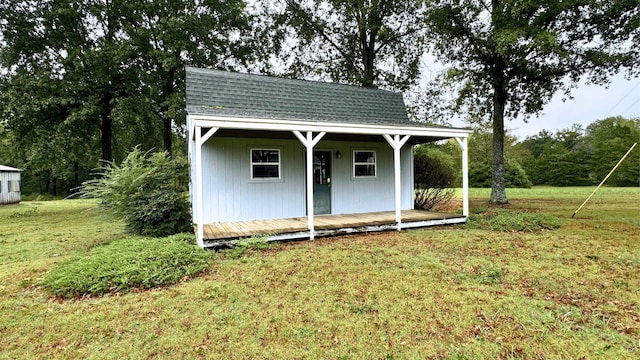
618 97 640 117
603 81 640 117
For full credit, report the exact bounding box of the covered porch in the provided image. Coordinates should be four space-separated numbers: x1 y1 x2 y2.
201 209 466 247
190 122 470 248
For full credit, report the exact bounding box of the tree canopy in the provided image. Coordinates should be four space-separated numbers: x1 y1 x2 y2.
0 0 256 195
1 0 637 198
267 0 427 89
423 0 640 203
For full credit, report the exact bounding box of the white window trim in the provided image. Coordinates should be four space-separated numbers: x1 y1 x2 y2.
352 150 377 179
8 180 20 193
250 148 282 180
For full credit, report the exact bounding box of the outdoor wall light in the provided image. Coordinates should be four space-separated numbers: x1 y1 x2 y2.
336 150 342 159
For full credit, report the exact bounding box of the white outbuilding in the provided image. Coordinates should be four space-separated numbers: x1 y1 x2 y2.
0 165 21 205
186 68 471 248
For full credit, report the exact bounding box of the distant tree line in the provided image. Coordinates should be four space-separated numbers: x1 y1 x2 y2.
518 117 639 187
414 116 640 188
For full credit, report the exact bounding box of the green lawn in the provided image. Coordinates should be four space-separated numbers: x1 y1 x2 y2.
1 188 639 359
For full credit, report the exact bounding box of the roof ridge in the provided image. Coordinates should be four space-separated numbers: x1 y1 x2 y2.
185 67 401 96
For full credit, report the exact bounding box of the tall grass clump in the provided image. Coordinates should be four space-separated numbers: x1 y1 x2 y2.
41 234 211 298
80 147 192 237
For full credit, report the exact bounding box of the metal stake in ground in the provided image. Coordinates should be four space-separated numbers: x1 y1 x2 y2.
572 142 638 218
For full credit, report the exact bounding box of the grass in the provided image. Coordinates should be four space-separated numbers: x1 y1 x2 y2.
1 187 639 359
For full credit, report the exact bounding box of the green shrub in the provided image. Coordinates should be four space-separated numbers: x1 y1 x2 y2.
80 147 192 237
470 159 532 188
467 209 560 232
41 234 211 298
413 147 456 210
127 188 192 237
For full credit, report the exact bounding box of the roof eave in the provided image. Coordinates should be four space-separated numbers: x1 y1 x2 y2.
187 113 472 139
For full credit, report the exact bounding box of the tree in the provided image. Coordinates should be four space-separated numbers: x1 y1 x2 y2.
0 0 142 164
0 0 256 195
586 116 639 186
0 66 100 194
423 0 640 203
268 0 426 89
466 129 531 188
0 123 13 165
123 0 254 155
518 125 591 186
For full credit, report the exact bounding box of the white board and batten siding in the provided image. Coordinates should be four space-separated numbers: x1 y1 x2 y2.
321 140 413 216
199 137 306 223
194 137 414 223
0 165 21 205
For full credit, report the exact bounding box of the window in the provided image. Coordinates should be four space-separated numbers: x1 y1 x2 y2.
353 150 376 177
8 180 20 193
251 149 280 179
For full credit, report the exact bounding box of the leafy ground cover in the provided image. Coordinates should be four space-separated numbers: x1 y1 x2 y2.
466 208 561 232
41 234 212 298
0 187 638 359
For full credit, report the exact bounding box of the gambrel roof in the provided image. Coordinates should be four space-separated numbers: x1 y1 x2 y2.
186 67 411 126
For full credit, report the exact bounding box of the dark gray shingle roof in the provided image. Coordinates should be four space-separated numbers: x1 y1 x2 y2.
186 67 410 125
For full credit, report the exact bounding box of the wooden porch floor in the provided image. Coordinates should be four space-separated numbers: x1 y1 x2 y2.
202 210 465 245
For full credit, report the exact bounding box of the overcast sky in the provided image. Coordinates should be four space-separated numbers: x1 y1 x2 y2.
446 74 640 140
511 75 639 139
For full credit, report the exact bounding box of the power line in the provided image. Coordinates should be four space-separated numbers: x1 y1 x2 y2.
618 97 640 117
603 81 640 117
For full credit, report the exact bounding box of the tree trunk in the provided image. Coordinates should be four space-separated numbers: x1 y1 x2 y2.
73 161 79 187
363 30 376 88
161 67 175 156
490 81 508 204
100 91 113 162
48 174 57 196
43 172 50 194
163 115 172 156
355 4 377 88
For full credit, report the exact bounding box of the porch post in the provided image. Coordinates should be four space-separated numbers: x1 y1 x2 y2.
455 137 469 217
187 115 193 201
383 134 411 230
293 130 326 240
195 126 218 248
